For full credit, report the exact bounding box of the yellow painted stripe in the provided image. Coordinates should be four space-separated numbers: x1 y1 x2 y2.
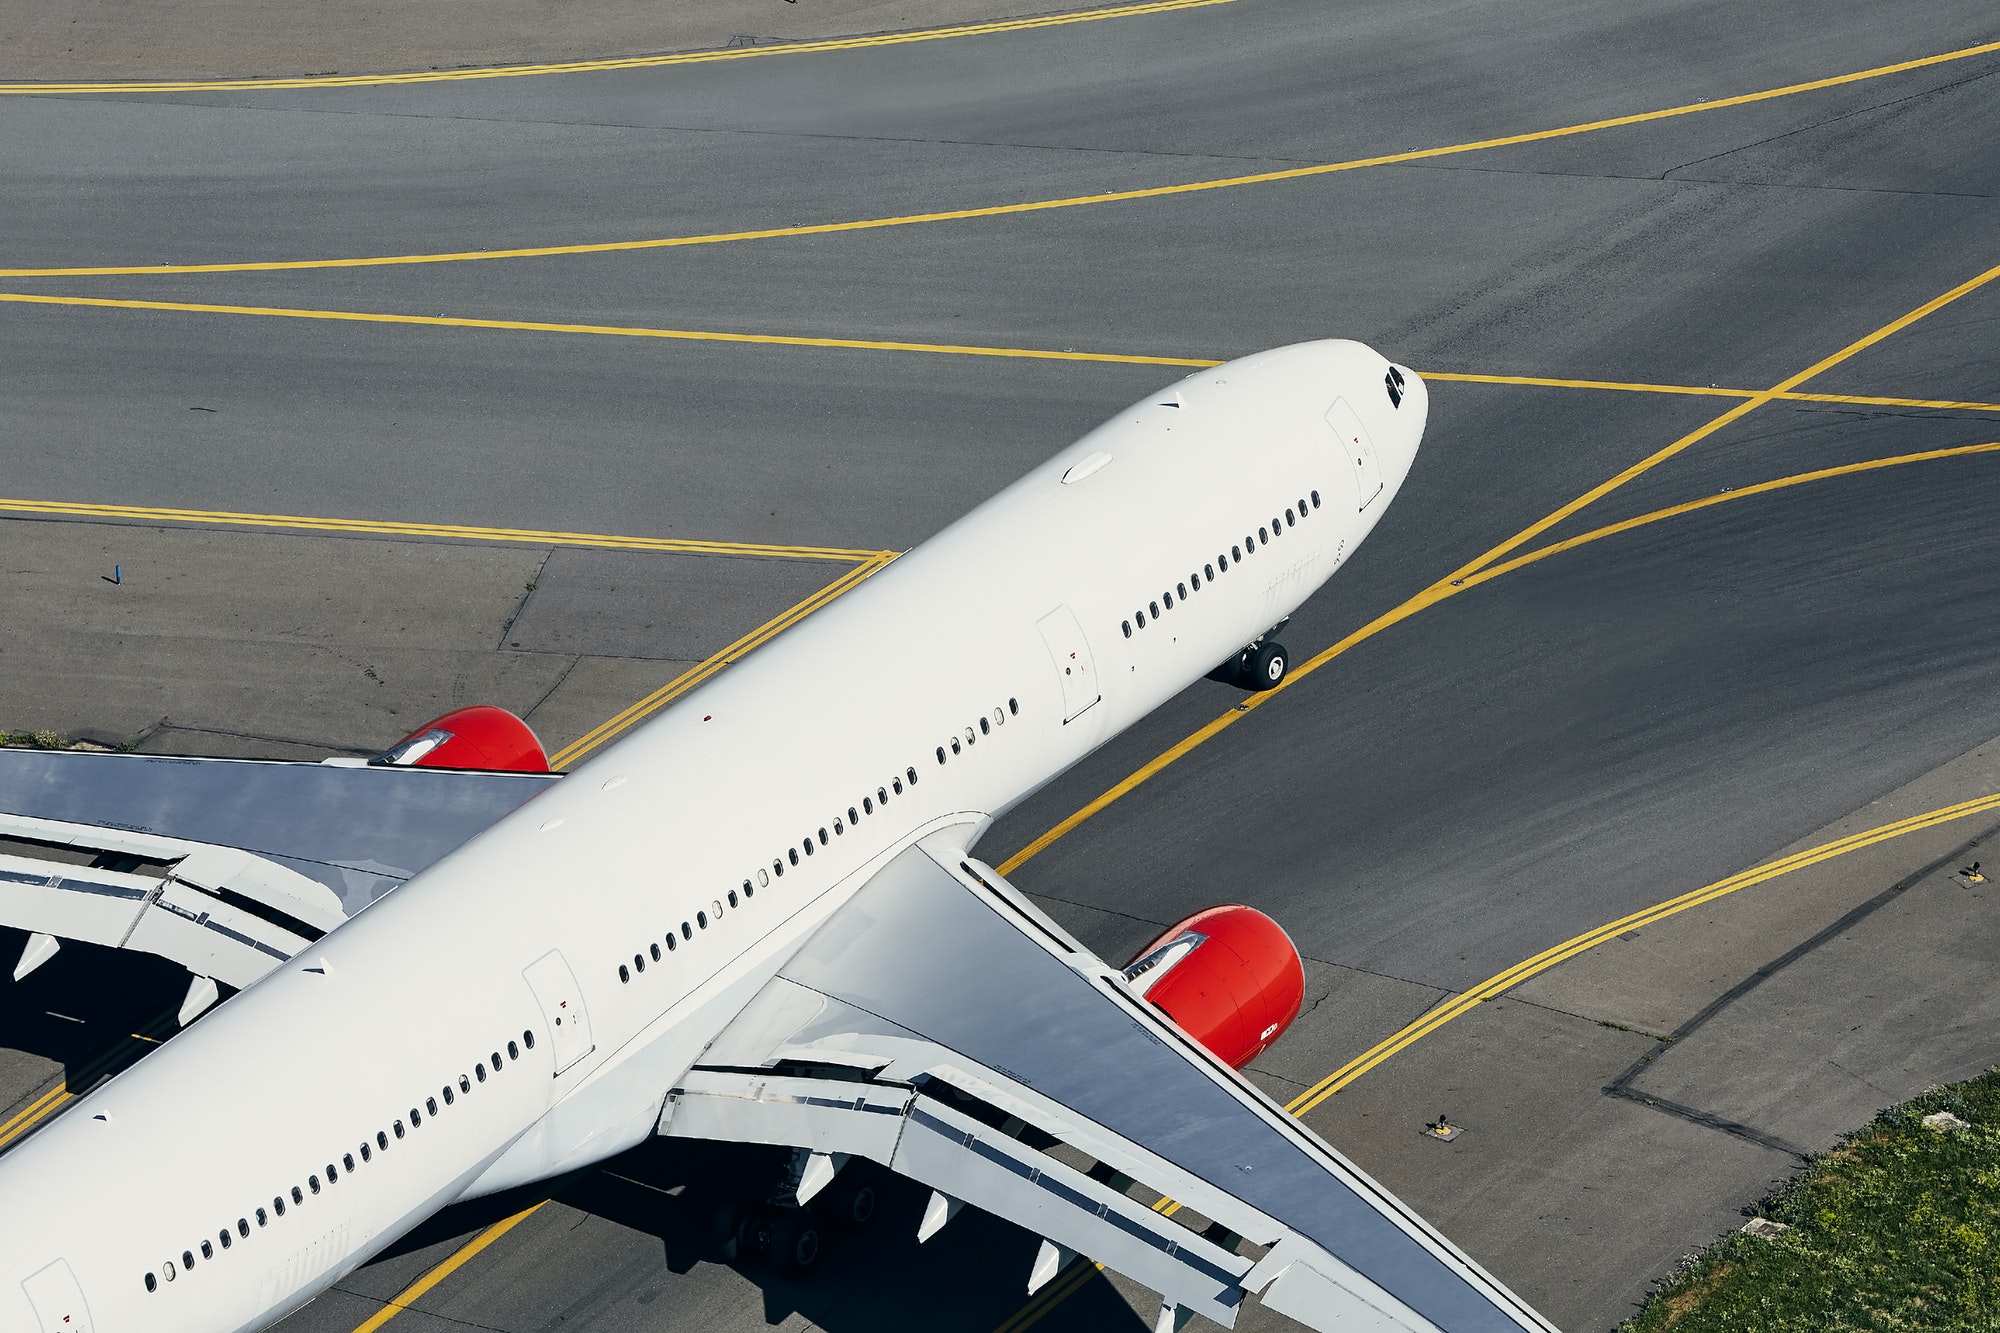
0 494 888 563
1286 787 2000 1116
6 37 1996 277
1422 371 2000 414
0 1007 179 1152
1434 257 2000 588
349 1203 543 1333
996 434 2000 876
7 293 1996 416
547 552 895 768
0 0 1236 95
0 292 1217 370
992 1257 1100 1333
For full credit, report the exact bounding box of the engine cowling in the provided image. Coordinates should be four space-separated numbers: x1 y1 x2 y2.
1123 905 1305 1069
371 705 550 773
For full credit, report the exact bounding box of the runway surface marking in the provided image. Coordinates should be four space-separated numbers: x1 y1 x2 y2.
6 37 1996 277
0 0 1236 96
0 1006 178 1154
997 257 2000 875
548 551 895 768
1001 786 2000 1328
0 495 892 563
6 292 1997 415
348 1202 544 1333
1286 787 2000 1115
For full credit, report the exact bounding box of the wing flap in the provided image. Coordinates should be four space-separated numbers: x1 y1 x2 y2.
672 845 1559 1333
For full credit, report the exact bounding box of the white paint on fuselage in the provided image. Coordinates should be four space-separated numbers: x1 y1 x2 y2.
0 341 1425 1333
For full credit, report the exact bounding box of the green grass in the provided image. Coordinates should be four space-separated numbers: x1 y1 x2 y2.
1625 1068 2000 1332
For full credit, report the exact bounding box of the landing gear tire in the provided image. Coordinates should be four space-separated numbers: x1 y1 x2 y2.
1247 641 1288 691
770 1209 823 1276
826 1174 879 1233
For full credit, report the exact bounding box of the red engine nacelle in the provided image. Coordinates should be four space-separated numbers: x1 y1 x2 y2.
371 705 550 773
1123 905 1305 1069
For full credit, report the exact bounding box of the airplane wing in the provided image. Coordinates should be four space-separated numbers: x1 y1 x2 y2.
664 845 1557 1333
0 749 555 1012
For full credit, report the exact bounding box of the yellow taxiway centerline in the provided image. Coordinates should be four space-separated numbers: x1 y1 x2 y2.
0 0 1236 96
0 1007 178 1153
3 37 1995 277
998 257 2000 875
3 291 1996 415
0 495 891 564
548 552 895 768
349 1203 545 1333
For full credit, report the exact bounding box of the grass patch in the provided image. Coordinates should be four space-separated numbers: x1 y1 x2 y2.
1625 1068 2000 1331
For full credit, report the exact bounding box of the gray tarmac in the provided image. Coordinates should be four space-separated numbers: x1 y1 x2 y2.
2 0 1999 1330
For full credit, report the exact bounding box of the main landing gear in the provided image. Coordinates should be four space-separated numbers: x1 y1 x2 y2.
1208 621 1291 692
710 1151 880 1278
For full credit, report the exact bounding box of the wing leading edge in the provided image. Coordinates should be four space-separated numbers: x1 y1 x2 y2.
667 845 1557 1333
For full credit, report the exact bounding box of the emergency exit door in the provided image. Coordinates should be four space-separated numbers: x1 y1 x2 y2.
1036 605 1101 723
1325 398 1384 510
22 1258 93 1333
523 950 594 1075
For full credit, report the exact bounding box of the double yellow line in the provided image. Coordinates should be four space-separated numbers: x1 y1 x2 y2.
1286 789 2000 1116
0 1007 178 1154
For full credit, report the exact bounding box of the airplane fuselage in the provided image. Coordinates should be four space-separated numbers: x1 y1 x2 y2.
0 341 1426 1333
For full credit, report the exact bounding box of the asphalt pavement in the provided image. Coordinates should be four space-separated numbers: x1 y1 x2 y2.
2 1 1998 1330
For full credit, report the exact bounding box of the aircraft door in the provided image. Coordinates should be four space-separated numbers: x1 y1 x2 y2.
523 950 594 1075
1036 606 1101 723
1324 398 1384 510
22 1259 93 1333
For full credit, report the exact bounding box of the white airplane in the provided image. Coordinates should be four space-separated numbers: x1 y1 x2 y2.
0 340 1558 1333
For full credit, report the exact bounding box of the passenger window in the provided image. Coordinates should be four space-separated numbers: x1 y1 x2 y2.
201 1240 213 1259
863 795 875 813
803 839 814 856
788 848 799 866
1231 545 1241 560
491 1051 503 1071
952 738 963 755
238 1218 250 1237
650 942 661 962
1008 699 1018 715
979 717 989 735
1259 526 1269 542
1205 563 1215 579
442 1086 454 1106
327 1163 338 1182
817 827 828 845
634 953 645 972
411 1108 422 1127
145 1272 157 1293
1189 574 1199 591
508 1038 520 1058
476 1064 486 1083
964 726 975 745
1149 601 1159 618
523 1030 535 1049
729 889 739 908
257 1208 268 1226
1162 592 1173 610
378 1128 389 1148
759 867 770 886
1135 611 1145 628
1178 582 1188 598
274 1196 286 1215
292 1185 304 1203
994 707 1005 726
1272 516 1281 534
1311 490 1321 508
697 911 708 929
185 1249 197 1268
1285 508 1295 526
619 963 630 983
343 1154 355 1172
848 806 858 824
908 766 919 784
457 1074 470 1092
878 786 889 804
1297 497 1307 515
220 1229 232 1249
893 777 903 794
712 898 723 918
362 1143 373 1162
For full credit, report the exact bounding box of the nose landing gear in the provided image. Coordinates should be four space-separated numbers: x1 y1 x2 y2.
1208 622 1291 692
